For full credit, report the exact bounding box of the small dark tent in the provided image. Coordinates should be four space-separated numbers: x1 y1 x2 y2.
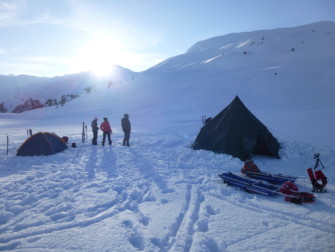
17 132 68 156
192 96 280 161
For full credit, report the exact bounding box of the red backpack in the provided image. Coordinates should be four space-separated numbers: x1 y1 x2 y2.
280 181 298 195
280 181 315 204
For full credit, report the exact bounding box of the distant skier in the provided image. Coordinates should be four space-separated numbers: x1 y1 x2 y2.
100 117 112 146
91 117 99 145
121 114 131 146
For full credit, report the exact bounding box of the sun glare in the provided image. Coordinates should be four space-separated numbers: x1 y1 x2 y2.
75 35 124 77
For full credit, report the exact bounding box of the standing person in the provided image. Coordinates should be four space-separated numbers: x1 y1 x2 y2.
91 117 99 145
100 117 112 146
121 113 131 146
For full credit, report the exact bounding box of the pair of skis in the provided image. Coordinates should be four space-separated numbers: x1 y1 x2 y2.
242 170 297 185
218 172 280 196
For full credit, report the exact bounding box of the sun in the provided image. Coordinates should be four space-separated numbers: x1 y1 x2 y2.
75 35 124 77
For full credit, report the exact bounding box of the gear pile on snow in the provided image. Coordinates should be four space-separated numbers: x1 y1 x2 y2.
241 160 297 184
307 153 328 193
218 153 332 204
280 181 315 204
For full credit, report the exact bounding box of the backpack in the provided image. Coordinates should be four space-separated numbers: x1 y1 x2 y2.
280 181 315 204
307 168 328 193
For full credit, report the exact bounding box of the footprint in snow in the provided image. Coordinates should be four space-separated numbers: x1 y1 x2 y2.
139 215 150 226
196 218 209 232
128 232 145 250
162 188 175 194
206 205 219 215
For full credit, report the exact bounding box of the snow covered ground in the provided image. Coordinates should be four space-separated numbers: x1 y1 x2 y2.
1 116 334 251
1 22 335 251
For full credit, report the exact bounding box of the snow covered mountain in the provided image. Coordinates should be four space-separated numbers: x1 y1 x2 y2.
0 66 136 113
143 21 334 114
149 21 334 73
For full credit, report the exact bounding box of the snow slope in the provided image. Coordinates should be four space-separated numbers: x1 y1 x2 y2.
0 21 335 251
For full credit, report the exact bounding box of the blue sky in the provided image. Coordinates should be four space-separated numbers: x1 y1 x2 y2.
0 0 334 77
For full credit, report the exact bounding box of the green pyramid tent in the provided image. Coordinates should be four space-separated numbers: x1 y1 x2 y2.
192 96 280 161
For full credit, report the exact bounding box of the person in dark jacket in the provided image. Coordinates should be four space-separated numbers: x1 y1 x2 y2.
121 114 131 146
91 117 99 145
100 117 112 146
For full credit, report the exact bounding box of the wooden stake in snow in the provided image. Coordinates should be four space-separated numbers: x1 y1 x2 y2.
82 122 85 143
6 135 9 156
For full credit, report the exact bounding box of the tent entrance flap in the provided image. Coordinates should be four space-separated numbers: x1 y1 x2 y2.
242 135 258 160
252 135 273 157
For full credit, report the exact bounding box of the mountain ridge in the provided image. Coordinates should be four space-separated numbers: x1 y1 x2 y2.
147 21 335 73
0 67 136 113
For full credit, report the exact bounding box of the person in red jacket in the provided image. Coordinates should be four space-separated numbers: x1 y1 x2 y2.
100 117 112 146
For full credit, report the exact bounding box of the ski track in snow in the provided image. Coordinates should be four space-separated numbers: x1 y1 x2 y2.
0 127 335 251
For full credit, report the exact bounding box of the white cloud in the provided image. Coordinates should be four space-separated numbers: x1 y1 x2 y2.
0 1 19 23
0 0 65 27
0 1 17 10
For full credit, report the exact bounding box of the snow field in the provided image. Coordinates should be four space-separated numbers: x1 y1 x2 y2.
0 122 334 251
